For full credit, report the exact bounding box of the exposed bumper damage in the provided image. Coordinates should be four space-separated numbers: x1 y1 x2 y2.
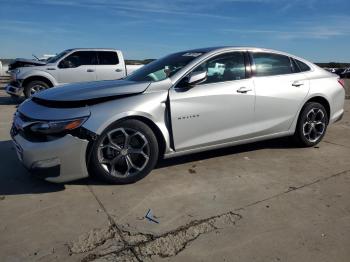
12 133 89 183
5 81 23 97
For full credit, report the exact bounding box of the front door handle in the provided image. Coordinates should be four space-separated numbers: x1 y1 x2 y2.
115 69 122 72
237 87 252 93
46 68 56 70
87 69 95 72
292 81 304 87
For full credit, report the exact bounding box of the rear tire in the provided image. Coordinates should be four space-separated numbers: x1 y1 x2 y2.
293 102 328 147
24 80 49 98
89 119 159 184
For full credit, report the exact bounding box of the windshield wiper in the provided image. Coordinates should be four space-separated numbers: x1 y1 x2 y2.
32 54 39 60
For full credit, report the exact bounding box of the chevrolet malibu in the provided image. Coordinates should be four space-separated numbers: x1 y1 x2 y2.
11 47 345 184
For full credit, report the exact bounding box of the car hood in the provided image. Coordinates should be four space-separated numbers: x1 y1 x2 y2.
15 58 47 65
31 80 151 107
9 58 47 70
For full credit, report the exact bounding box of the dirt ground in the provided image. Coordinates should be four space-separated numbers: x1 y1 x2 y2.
0 89 349 262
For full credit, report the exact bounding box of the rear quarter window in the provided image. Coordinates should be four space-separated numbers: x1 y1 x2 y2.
295 59 311 72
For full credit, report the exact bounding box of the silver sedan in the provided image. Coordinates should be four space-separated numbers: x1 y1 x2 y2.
11 47 345 183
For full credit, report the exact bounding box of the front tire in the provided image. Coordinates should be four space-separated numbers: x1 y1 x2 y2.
24 80 49 98
89 119 159 184
293 102 328 147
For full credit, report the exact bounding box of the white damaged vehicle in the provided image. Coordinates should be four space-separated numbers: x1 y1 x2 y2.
11 47 345 184
6 48 142 98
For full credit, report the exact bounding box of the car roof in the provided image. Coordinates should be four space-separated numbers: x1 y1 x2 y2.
180 46 313 65
169 46 320 82
65 48 120 52
181 46 292 54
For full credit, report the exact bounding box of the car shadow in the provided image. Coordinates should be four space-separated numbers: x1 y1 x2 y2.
0 94 24 106
0 137 299 195
156 137 297 168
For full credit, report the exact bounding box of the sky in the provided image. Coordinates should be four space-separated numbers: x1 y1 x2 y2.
0 0 349 62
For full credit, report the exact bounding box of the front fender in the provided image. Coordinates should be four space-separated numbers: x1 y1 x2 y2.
82 91 172 153
18 69 58 86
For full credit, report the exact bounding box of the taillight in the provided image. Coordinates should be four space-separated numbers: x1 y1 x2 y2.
338 78 345 88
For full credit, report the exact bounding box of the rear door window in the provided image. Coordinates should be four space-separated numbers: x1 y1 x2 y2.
252 52 293 76
97 51 119 65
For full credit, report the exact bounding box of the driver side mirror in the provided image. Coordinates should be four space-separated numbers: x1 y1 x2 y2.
186 70 207 86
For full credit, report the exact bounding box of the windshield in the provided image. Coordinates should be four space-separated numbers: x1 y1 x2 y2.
126 51 205 82
46 50 71 64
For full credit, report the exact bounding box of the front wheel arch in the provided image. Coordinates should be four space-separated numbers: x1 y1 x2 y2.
86 116 166 167
87 118 160 184
22 76 54 89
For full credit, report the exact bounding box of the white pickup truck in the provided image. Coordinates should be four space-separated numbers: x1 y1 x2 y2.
6 48 142 98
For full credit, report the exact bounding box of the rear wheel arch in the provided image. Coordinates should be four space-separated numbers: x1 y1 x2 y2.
304 96 330 123
293 100 328 147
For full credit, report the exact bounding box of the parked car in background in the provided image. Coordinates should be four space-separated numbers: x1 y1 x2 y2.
340 67 350 78
11 47 345 184
6 48 142 98
334 68 345 76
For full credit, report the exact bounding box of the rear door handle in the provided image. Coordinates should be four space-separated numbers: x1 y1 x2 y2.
292 81 304 87
237 87 252 93
115 69 122 72
87 69 95 72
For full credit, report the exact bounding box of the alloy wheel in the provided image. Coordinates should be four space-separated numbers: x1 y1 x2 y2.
302 108 326 143
30 84 47 95
97 127 150 177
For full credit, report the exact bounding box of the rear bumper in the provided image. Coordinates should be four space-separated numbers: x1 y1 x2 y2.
331 110 344 123
5 81 23 97
12 133 89 183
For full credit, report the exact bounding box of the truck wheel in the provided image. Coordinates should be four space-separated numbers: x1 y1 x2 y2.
293 102 328 147
24 80 49 98
89 119 159 184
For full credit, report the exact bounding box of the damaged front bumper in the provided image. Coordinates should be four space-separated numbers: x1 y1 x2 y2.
11 132 90 183
5 81 23 97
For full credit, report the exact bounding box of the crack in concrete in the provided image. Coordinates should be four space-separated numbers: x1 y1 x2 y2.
323 140 350 149
70 211 241 261
79 169 350 261
235 169 350 212
86 185 142 261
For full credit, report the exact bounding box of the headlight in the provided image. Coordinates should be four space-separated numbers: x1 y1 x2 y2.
29 117 88 134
